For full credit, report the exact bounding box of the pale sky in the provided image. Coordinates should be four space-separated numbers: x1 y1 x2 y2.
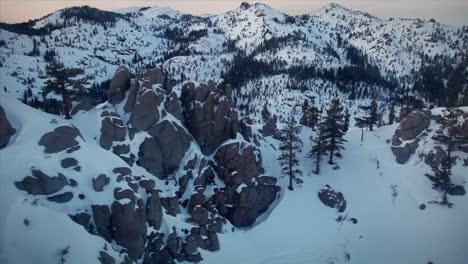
0 0 467 26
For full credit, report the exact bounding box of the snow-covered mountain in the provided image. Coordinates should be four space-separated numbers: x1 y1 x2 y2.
0 2 467 119
0 2 467 264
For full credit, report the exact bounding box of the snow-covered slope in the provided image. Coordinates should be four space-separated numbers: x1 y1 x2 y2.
0 3 466 115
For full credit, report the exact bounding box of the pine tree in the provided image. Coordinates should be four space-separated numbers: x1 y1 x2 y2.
369 100 378 131
299 99 310 127
308 102 319 129
278 115 303 191
343 107 350 132
308 120 326 174
44 59 88 119
261 102 271 123
425 108 464 206
388 103 396 125
322 98 347 164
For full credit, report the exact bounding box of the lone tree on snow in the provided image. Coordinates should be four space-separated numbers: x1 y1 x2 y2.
44 59 88 119
425 108 466 206
278 115 303 191
308 118 327 174
322 98 347 164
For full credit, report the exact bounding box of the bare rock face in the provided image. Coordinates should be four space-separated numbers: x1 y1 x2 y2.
61 157 78 168
215 142 260 185
99 111 126 150
397 109 431 140
124 79 139 113
148 120 191 176
214 142 280 227
93 174 110 192
161 196 180 216
15 170 68 195
0 105 15 149
38 126 81 153
47 192 73 203
107 65 131 105
391 109 431 164
143 68 164 87
130 87 162 131
226 178 280 227
111 199 147 260
146 190 163 229
260 116 279 138
137 137 164 178
181 82 239 155
318 185 347 213
92 204 112 241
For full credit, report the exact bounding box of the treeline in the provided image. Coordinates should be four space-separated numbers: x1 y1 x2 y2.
0 6 127 36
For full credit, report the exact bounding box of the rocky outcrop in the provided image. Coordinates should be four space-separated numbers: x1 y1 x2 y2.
93 174 110 192
38 126 81 153
99 111 126 150
61 157 78 168
111 199 147 260
215 142 260 185
0 105 15 149
47 192 74 203
15 169 68 195
181 82 239 155
143 68 164 87
107 65 131 105
130 86 163 131
215 142 280 227
148 120 191 175
146 190 163 229
318 185 347 213
260 116 279 138
226 177 280 227
391 109 431 164
137 137 164 178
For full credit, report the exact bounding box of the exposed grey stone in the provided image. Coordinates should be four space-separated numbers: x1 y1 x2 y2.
113 167 132 177
124 79 139 113
107 65 131 105
93 174 110 192
113 188 135 201
111 199 147 260
318 185 347 213
130 88 161 131
15 170 68 195
0 105 16 149
61 158 78 168
69 212 90 230
98 251 115 264
161 196 180 217
148 120 191 176
47 192 73 203
214 142 260 185
139 179 156 191
137 137 164 178
143 68 164 87
99 111 126 150
147 190 163 229
190 206 209 226
92 205 112 242
38 126 80 153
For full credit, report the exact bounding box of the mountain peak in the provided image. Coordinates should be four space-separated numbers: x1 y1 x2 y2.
240 2 252 10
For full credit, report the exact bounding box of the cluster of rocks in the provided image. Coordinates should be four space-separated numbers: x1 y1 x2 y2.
0 105 16 149
318 185 347 213
391 109 431 164
13 66 281 264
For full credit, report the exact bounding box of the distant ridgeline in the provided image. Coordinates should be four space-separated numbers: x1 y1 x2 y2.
0 3 467 122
